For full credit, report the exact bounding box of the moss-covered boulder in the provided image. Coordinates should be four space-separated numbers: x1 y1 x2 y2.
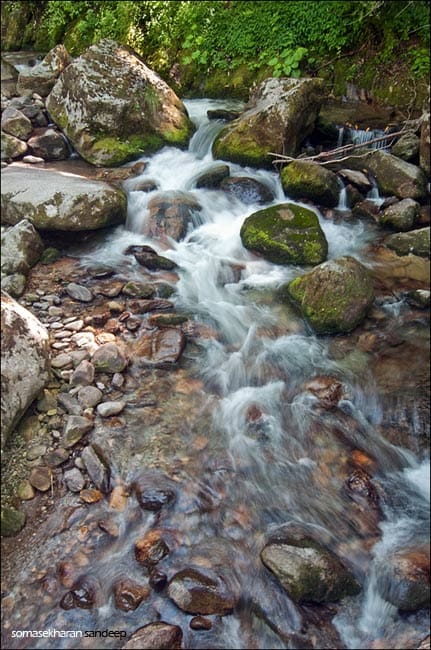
46 39 195 167
384 227 430 258
281 160 340 207
283 256 375 334
1 166 126 231
212 77 324 168
391 131 420 163
379 198 420 231
1 506 26 537
261 529 360 603
1 131 28 161
365 150 427 200
240 203 328 265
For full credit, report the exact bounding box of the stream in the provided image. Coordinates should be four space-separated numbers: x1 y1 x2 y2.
2 98 429 649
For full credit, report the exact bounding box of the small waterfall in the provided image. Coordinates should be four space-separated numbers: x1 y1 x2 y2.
336 178 349 211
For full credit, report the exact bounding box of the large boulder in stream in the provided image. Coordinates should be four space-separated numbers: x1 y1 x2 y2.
240 203 328 265
282 256 375 335
1 291 50 449
1 166 127 230
261 524 360 603
281 160 340 207
364 150 427 200
212 76 324 168
46 39 195 166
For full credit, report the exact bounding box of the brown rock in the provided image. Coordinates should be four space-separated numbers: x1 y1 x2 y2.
113 579 150 611
92 342 127 373
135 530 170 567
109 484 128 510
167 566 237 615
122 623 182 650
190 616 212 631
79 488 103 503
134 328 186 365
303 376 343 409
29 466 52 492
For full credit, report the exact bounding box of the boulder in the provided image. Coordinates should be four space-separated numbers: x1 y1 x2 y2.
281 160 340 207
371 246 430 284
379 198 420 231
1 292 50 449
1 219 44 275
384 227 430 258
1 107 33 141
1 131 28 160
365 150 427 200
46 39 194 166
220 176 274 204
168 565 238 615
122 623 182 650
194 163 230 189
212 76 324 168
16 44 71 97
27 128 70 161
391 131 420 162
144 191 202 241
240 202 328 265
1 166 127 230
283 256 375 335
261 540 360 603
376 546 430 611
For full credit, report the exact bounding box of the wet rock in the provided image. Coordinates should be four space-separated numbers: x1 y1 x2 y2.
132 179 159 192
69 575 101 609
98 518 119 537
240 202 328 266
261 539 360 603
92 342 128 373
168 565 238 615
195 163 230 189
77 386 103 409
59 591 75 610
80 488 103 503
122 281 155 298
135 530 170 567
122 623 182 650
96 400 126 417
134 328 186 365
1 506 26 536
352 199 381 222
109 484 128 510
376 545 430 611
189 616 212 631
405 289 430 309
338 169 372 192
148 313 188 327
132 470 176 511
70 360 95 386
81 444 110 493
66 283 93 302
63 415 93 448
283 256 375 335
379 198 420 231
128 298 174 314
220 176 274 204
44 447 69 467
371 246 430 283
145 191 202 241
207 109 241 121
1 292 50 449
113 579 150 611
418 636 430 650
384 227 430 258
46 39 194 165
112 372 125 389
303 376 343 409
94 279 125 297
1 167 127 230
365 150 427 200
57 393 82 416
29 466 52 492
281 160 340 207
134 251 177 271
149 569 167 590
61 465 85 491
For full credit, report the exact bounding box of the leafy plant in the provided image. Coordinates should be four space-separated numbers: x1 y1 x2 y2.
267 47 309 78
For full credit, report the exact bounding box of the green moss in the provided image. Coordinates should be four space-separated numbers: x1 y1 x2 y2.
240 203 328 265
281 161 339 208
87 134 163 167
213 127 272 169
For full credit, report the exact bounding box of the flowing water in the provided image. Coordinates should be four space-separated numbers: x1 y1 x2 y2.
3 99 429 649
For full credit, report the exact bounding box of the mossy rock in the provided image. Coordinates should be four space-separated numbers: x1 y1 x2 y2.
385 227 430 258
240 203 328 266
281 160 340 208
283 255 375 335
1 505 26 536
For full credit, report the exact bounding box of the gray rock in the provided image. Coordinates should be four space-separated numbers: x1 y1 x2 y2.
66 283 93 302
1 131 28 160
1 506 26 536
379 198 420 231
81 444 110 492
391 131 420 162
281 160 340 207
57 393 82 415
17 44 70 97
365 150 427 200
195 163 230 189
64 467 85 492
1 219 44 275
1 107 33 141
78 386 103 408
63 415 93 448
1 167 127 231
385 227 430 258
92 342 127 373
96 400 125 417
1 272 27 297
70 360 95 386
28 127 69 161
1 292 50 449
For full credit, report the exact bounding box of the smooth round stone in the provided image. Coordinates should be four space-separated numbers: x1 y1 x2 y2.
29 466 52 492
111 373 124 388
64 468 85 492
66 283 93 302
17 479 35 500
96 401 126 417
27 444 47 461
78 386 103 408
48 306 63 317
51 353 73 369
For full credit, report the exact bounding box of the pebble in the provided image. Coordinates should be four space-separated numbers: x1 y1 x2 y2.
112 373 124 389
96 382 105 391
64 468 85 492
50 322 64 330
29 466 52 492
27 444 47 461
17 479 36 500
52 342 70 350
51 353 73 369
80 488 103 503
66 282 93 302
60 370 73 380
96 401 126 417
48 306 64 317
67 320 84 331
78 386 103 408
44 448 69 467
70 360 95 387
36 289 45 296
22 155 45 164
69 350 90 366
54 330 73 339
63 415 94 448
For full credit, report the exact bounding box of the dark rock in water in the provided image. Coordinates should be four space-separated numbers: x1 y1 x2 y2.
122 280 155 298
135 530 170 567
207 109 241 121
132 179 159 192
70 575 101 609
134 251 177 271
147 313 188 327
405 289 430 309
190 616 212 630
122 623 182 650
195 163 230 189
345 468 380 508
352 199 381 222
59 591 75 610
132 469 176 512
128 299 174 314
167 565 238 615
220 176 274 205
303 376 343 410
1 505 26 536
240 202 328 266
149 568 168 590
376 545 430 611
133 328 186 365
145 190 202 242
113 579 150 611
338 168 372 192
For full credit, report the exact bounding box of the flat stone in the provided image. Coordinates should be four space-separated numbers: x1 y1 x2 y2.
97 400 126 417
51 353 73 369
81 445 110 493
63 415 93 448
66 283 93 302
